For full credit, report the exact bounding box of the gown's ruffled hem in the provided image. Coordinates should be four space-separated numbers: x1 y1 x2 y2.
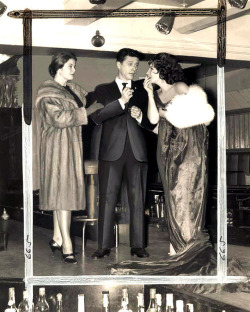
110 245 217 276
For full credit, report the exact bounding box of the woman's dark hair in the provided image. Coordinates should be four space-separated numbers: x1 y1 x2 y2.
49 52 77 78
116 48 144 63
149 53 184 85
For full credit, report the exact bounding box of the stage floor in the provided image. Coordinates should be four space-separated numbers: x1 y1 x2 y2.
0 220 249 310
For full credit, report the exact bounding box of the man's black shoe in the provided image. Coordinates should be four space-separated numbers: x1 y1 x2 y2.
131 248 149 258
92 249 111 259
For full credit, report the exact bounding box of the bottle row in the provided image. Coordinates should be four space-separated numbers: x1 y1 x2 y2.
3 286 227 312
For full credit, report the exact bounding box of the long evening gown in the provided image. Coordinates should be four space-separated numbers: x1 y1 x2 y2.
111 89 217 276
155 92 215 259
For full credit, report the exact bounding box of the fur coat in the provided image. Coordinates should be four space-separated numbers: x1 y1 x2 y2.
35 80 88 211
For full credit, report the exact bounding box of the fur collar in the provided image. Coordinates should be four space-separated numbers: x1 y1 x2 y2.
35 80 87 107
165 85 215 129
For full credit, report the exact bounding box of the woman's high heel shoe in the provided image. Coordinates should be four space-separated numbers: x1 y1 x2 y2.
49 239 62 256
62 253 77 264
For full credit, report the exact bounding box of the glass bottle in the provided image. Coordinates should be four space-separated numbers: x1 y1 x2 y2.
165 294 174 312
156 294 162 312
159 196 165 218
137 293 145 312
78 294 85 312
56 293 63 312
118 288 133 312
150 205 155 218
154 195 160 218
146 288 156 312
35 287 50 312
176 300 184 312
4 287 17 312
1 208 9 220
18 290 31 312
186 303 194 312
102 291 110 312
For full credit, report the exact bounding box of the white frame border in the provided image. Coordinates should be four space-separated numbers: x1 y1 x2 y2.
19 3 248 304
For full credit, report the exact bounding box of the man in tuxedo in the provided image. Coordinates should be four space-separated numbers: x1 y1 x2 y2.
90 48 155 259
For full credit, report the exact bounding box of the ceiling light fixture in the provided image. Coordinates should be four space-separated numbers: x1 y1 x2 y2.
91 30 105 47
0 1 7 17
181 0 187 7
89 0 106 4
228 0 248 9
155 15 175 35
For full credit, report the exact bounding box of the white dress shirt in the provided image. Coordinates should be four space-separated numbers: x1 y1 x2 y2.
115 77 142 123
116 77 132 95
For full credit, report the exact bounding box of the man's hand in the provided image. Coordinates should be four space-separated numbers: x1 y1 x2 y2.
130 106 142 120
86 101 104 116
120 87 134 105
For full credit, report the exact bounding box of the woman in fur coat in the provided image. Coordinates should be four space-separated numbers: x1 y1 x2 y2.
35 52 103 264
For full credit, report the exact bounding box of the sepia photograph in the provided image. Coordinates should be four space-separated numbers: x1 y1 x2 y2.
0 0 250 308
30 49 219 277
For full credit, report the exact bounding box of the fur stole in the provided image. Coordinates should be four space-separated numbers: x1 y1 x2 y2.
35 80 87 107
165 85 215 129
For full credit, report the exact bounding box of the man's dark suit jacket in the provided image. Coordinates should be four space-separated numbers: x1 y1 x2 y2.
90 79 155 162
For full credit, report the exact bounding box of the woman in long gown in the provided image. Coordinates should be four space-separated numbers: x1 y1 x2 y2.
111 53 217 275
145 53 215 259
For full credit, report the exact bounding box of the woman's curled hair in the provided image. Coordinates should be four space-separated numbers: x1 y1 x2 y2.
49 52 77 78
149 53 184 85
